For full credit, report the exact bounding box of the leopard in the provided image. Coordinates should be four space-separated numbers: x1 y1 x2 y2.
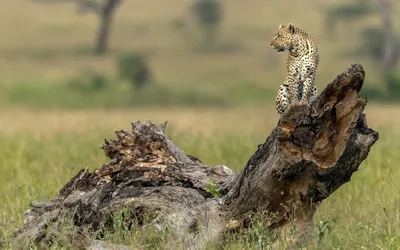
270 23 319 115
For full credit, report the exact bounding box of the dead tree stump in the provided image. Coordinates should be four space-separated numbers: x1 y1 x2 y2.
10 63 379 250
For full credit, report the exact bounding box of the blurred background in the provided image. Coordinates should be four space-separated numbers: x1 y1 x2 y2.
1 0 399 111
1 1 400 248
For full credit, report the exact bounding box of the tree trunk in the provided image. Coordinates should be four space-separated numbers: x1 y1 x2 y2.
95 13 111 54
378 0 398 73
94 0 121 54
10 63 379 250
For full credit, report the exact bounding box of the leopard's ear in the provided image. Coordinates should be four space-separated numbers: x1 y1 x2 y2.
279 24 284 29
287 23 295 33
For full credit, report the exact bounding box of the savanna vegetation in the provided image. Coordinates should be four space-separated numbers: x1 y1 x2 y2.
0 0 399 249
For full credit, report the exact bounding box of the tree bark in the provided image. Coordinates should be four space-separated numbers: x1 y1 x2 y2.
10 63 379 250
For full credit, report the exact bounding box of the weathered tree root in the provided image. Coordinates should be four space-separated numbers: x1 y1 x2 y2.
10 63 379 250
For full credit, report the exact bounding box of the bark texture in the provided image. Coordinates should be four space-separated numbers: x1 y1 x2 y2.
11 63 379 250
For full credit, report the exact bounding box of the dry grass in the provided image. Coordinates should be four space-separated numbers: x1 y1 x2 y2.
0 104 399 136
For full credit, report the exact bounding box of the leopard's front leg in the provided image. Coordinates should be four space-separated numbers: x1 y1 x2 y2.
299 74 315 105
309 84 318 104
284 66 299 105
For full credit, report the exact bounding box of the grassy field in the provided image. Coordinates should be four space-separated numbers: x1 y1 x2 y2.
0 106 399 249
0 0 400 249
0 0 399 109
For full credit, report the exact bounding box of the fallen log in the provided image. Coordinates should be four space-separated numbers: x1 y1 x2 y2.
10 63 379 250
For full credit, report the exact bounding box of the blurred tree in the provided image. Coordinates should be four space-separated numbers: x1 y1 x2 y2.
191 0 223 47
117 53 151 90
33 0 123 54
325 0 399 73
325 0 374 32
377 0 398 72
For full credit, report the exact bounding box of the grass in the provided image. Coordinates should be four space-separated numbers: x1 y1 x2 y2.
0 0 398 111
0 106 399 249
0 0 398 89
0 0 400 248
0 74 275 110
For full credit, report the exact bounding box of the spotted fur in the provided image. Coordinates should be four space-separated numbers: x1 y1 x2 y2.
270 23 319 115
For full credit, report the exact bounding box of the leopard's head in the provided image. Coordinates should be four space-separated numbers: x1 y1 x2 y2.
270 23 296 53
